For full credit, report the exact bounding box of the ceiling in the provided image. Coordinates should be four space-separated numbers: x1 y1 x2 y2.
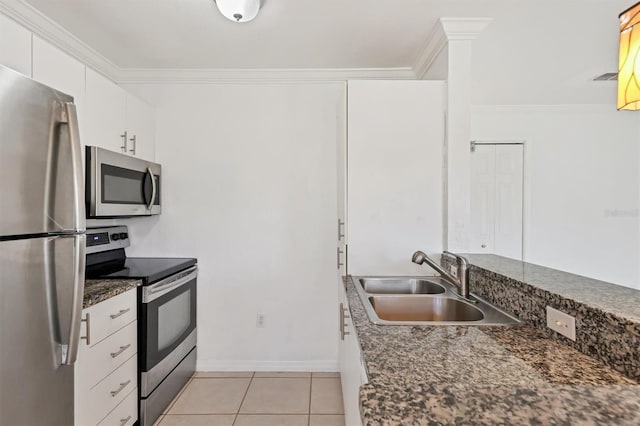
21 0 448 69
12 0 636 104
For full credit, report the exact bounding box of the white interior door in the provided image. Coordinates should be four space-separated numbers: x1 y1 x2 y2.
470 144 524 260
470 145 496 254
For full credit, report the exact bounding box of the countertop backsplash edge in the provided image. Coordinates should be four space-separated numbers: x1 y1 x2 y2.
442 255 640 382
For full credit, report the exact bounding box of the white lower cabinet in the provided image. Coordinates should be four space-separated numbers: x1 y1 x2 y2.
339 284 367 426
97 389 137 426
75 288 138 426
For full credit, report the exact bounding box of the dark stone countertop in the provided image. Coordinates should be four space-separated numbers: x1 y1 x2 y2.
345 278 640 425
83 279 141 309
461 254 640 324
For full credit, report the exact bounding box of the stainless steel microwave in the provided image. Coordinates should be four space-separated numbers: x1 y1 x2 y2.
86 146 161 218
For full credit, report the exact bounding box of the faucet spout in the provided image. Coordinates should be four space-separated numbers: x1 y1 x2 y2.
411 250 471 299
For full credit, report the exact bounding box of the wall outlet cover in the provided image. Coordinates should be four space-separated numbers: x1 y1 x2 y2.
449 264 458 277
546 306 576 341
256 314 266 328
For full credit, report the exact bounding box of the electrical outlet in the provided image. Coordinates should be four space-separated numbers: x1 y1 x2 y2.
449 264 458 277
546 306 576 341
256 314 266 328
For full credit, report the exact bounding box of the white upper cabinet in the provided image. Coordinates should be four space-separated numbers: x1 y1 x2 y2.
85 67 155 160
125 93 156 161
32 36 87 144
85 67 128 154
347 80 445 276
0 13 32 76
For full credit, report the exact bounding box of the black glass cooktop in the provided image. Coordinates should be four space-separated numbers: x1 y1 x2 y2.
86 256 197 285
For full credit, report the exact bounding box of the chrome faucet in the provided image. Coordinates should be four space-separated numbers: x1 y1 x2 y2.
412 250 471 299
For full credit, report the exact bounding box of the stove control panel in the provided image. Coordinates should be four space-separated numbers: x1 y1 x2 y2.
86 226 130 254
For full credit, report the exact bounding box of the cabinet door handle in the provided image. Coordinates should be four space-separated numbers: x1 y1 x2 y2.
337 219 345 240
110 344 132 358
110 380 131 397
80 312 91 345
129 134 137 155
337 247 344 269
119 415 132 426
340 303 350 340
110 308 131 319
120 131 128 153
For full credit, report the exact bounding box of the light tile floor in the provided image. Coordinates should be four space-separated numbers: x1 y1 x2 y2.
156 372 345 426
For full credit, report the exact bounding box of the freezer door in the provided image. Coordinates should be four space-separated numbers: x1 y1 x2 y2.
0 65 85 237
0 234 85 426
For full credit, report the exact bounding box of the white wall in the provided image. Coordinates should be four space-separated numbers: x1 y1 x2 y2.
347 80 445 276
124 83 344 371
471 105 640 289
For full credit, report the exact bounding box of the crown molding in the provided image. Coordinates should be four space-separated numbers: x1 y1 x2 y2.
0 0 416 83
471 104 616 113
440 17 493 41
116 67 417 84
413 23 448 80
0 0 120 80
1 0 465 84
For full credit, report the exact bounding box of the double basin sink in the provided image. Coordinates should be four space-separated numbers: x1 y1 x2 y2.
353 276 520 326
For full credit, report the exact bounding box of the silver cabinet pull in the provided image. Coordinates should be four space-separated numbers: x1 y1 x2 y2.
340 303 350 340
110 308 131 319
80 312 91 345
338 219 345 240
110 380 131 397
337 247 344 269
120 131 128 153
110 344 132 358
129 134 137 155
119 416 132 426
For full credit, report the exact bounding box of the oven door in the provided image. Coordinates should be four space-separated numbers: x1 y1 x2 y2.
140 266 197 397
86 146 161 217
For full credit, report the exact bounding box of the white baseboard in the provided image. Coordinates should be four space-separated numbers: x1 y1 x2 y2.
196 359 340 372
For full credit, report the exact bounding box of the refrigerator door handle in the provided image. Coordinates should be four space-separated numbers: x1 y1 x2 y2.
61 102 86 232
61 234 86 365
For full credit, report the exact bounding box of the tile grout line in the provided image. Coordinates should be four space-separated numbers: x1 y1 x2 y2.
163 374 196 416
232 371 255 426
308 375 313 426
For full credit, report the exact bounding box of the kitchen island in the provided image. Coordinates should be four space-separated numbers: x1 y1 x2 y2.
345 278 640 425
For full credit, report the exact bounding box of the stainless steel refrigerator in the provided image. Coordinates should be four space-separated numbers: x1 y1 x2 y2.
0 65 86 425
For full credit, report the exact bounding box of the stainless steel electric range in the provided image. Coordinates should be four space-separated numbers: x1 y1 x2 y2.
86 226 197 426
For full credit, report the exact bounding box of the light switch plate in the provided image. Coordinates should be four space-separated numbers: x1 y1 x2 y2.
546 306 576 341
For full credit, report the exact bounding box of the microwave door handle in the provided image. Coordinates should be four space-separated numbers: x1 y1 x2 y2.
147 167 156 210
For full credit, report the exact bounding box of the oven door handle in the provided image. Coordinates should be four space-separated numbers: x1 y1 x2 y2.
142 266 197 303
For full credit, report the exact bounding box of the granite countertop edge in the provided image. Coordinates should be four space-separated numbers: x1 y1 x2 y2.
83 278 142 309
461 254 640 324
345 277 640 425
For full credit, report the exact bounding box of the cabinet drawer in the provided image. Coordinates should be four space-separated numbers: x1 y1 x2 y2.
97 387 137 426
76 355 137 426
77 321 137 389
82 289 137 346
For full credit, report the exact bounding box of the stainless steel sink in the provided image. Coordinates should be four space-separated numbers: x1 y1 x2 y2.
359 278 445 295
369 296 484 322
353 276 520 326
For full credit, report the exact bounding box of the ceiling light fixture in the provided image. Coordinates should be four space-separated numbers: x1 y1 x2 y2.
214 0 261 23
618 2 640 110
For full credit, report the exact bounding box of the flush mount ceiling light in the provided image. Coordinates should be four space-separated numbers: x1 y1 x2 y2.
618 2 640 110
214 0 261 23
